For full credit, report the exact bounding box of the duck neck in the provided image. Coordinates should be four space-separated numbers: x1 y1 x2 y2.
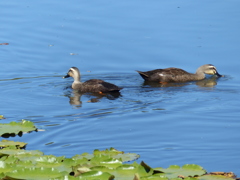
73 74 82 85
195 68 206 80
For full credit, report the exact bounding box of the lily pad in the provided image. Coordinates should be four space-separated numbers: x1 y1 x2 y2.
114 162 153 178
77 170 114 180
91 155 122 168
154 164 206 179
0 120 37 137
0 139 27 149
0 161 13 174
0 142 237 180
72 152 94 161
93 147 140 162
0 146 43 157
34 155 72 172
72 148 139 164
6 167 68 180
140 176 169 180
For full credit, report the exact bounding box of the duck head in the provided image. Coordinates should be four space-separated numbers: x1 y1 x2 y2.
202 64 222 77
63 67 80 80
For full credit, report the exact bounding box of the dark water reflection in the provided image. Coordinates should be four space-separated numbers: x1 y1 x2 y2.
65 89 122 107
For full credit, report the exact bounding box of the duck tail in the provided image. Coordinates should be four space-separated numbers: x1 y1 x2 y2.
136 70 149 80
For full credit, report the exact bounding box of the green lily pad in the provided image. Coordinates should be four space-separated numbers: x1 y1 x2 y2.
0 161 13 174
0 155 19 164
113 152 140 162
93 147 124 156
33 155 72 172
6 167 68 180
108 162 153 180
0 141 237 180
93 147 140 162
0 172 5 179
0 139 27 149
0 120 37 137
72 152 94 161
77 170 114 180
91 155 122 168
154 164 206 179
139 174 169 180
0 146 43 158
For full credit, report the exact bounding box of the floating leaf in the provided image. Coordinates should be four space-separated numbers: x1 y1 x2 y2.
6 167 68 180
0 161 13 174
0 142 237 180
0 172 5 179
0 146 43 158
34 155 72 172
91 155 122 169
0 139 27 149
0 155 18 164
94 147 140 162
73 148 139 163
0 115 5 119
72 152 94 161
154 164 206 179
140 175 169 180
0 120 37 137
77 170 114 180
93 147 124 156
113 152 140 162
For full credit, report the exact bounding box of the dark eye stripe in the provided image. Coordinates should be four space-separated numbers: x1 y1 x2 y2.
209 67 216 70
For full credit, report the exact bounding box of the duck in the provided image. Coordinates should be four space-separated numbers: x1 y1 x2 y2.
136 64 222 83
63 67 123 93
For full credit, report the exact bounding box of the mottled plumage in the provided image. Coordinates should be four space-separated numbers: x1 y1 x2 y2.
63 67 122 93
136 64 222 83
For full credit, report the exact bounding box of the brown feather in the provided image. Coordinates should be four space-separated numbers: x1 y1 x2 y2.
136 64 221 83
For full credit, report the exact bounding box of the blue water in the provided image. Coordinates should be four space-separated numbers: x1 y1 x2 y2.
1 0 240 176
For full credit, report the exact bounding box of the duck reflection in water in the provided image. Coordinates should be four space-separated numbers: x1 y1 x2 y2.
65 89 122 107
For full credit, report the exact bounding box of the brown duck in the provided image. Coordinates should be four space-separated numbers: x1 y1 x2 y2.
63 67 122 93
136 64 222 83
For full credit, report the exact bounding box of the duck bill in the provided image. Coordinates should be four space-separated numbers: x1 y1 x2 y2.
63 74 70 78
215 71 222 77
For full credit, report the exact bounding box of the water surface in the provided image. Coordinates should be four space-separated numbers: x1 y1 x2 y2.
1 0 240 176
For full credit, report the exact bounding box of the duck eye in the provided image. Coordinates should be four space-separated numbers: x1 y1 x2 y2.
209 67 216 70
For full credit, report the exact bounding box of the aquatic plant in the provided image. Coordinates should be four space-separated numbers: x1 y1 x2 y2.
0 120 237 179
0 120 37 137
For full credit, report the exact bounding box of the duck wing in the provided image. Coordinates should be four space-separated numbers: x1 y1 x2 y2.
136 69 166 81
83 79 122 93
137 68 190 82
